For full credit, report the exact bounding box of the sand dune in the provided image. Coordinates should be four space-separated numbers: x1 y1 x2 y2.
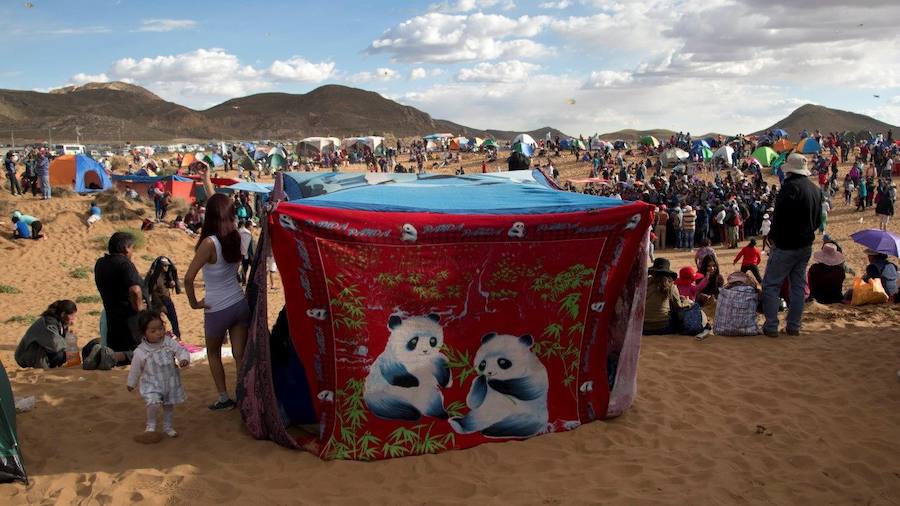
1 159 899 504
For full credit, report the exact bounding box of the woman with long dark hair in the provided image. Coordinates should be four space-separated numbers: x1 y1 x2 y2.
184 167 249 410
15 300 77 368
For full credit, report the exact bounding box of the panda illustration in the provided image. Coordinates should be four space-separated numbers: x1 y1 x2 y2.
449 333 548 438
400 224 418 243
364 314 451 421
624 213 642 230
508 222 526 239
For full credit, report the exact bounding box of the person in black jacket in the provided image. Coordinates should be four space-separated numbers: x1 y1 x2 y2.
761 153 822 337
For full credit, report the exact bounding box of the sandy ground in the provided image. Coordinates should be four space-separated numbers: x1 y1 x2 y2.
0 155 899 505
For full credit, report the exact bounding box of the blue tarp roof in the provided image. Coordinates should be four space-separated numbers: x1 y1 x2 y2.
111 174 193 184
287 174 627 215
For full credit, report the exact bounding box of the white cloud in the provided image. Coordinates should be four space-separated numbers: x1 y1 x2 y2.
136 19 197 32
538 0 571 8
268 57 335 82
584 70 633 88
347 68 400 83
69 48 335 108
367 13 551 63
36 26 111 35
457 61 539 83
70 72 109 84
410 68 428 80
430 0 516 13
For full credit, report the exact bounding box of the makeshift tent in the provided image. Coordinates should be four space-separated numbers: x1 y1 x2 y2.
794 138 822 154
512 133 536 146
0 361 26 484
772 128 788 139
613 140 628 150
48 154 112 192
297 137 340 157
713 145 735 165
750 146 778 166
640 135 660 148
773 138 794 153
512 141 535 157
660 148 689 167
112 174 197 203
239 173 652 460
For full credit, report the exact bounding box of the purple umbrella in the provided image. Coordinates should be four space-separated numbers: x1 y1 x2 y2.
850 229 900 257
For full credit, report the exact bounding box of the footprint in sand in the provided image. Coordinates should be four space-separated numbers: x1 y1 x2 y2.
133 431 163 444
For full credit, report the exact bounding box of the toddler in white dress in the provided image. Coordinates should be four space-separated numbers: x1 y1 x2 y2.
127 310 190 440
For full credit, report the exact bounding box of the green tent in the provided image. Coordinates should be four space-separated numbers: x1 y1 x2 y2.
238 155 255 172
269 153 286 169
751 146 778 166
573 139 586 150
700 147 713 161
640 135 660 148
481 139 498 149
0 361 27 484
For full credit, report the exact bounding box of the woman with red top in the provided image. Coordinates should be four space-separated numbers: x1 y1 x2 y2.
733 239 762 284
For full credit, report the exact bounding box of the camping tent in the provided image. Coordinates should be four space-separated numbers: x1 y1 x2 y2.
613 140 628 150
341 136 385 156
772 151 789 170
713 145 735 165
750 146 778 166
0 360 27 483
772 128 788 139
698 147 713 161
512 141 535 157
238 172 652 460
512 134 537 148
794 137 821 154
297 137 340 157
691 139 710 151
269 153 286 170
449 137 469 151
467 137 484 150
48 154 112 192
180 153 196 168
111 174 197 203
660 148 689 167
481 139 498 150
640 135 660 148
423 133 453 141
773 138 794 153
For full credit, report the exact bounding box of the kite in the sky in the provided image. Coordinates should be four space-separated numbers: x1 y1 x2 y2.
24 2 34 7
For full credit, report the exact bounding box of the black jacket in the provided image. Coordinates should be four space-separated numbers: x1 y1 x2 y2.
768 174 822 250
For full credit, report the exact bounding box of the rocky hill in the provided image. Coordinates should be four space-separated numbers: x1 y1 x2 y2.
0 82 567 143
753 104 896 136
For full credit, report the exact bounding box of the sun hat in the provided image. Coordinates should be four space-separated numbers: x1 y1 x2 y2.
783 153 811 176
648 258 678 279
675 266 703 286
813 243 845 266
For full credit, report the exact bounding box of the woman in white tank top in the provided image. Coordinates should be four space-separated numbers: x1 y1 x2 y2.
184 168 250 411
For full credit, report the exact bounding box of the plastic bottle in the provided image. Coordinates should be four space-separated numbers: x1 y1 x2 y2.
65 333 81 367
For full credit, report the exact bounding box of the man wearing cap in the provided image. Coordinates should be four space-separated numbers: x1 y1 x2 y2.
762 153 822 337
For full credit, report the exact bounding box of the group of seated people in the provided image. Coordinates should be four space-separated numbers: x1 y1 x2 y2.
643 236 899 337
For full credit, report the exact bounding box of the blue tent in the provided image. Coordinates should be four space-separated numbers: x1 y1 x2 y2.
772 129 788 139
110 174 193 184
795 137 822 154
289 174 626 214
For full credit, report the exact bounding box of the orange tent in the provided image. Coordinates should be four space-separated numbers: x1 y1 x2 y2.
49 154 111 191
773 139 794 153
180 153 196 167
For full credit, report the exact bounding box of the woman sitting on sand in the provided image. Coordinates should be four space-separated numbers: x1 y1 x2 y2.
643 258 693 335
807 243 846 304
184 167 249 411
697 254 725 299
15 300 77 369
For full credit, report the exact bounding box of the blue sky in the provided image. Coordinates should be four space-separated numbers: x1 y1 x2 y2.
2 0 898 135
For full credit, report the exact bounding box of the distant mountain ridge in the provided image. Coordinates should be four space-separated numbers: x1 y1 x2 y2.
752 104 896 137
0 82 569 143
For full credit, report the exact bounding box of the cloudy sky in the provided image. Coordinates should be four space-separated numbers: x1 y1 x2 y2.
3 0 898 135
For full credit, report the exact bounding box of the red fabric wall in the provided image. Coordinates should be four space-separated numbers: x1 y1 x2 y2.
269 201 651 459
